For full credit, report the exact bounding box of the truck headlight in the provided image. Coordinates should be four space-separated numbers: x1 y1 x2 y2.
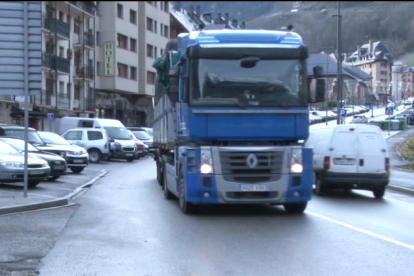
200 148 213 174
290 148 303 174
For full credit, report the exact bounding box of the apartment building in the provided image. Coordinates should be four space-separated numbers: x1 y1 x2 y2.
94 1 170 127
344 40 394 104
391 62 414 100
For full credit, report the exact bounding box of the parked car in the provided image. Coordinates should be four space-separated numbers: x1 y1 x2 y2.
127 130 148 158
127 127 153 138
37 131 89 174
0 137 67 181
127 129 154 153
350 115 369 124
0 124 67 159
60 128 110 163
0 140 50 188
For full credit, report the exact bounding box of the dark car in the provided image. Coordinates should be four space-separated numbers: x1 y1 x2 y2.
0 137 67 181
0 124 67 159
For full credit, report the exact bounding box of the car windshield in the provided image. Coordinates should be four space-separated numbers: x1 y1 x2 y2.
0 139 39 152
190 58 307 107
104 127 131 140
3 129 44 145
39 132 70 145
132 131 151 140
0 140 19 154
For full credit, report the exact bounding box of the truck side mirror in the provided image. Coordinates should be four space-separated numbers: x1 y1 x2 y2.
308 78 326 103
168 66 179 102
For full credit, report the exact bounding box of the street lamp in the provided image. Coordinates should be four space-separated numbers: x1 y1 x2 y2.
323 46 333 125
333 1 342 124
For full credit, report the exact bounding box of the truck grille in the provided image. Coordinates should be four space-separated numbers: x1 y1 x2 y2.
219 150 284 184
28 164 43 168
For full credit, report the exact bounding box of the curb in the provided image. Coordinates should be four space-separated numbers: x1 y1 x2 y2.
0 170 109 216
387 185 414 196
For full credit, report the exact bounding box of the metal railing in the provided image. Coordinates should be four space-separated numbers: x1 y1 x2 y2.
84 98 95 111
57 95 70 110
75 65 95 79
34 90 52 106
42 14 70 38
52 56 70 74
42 52 51 68
68 1 96 15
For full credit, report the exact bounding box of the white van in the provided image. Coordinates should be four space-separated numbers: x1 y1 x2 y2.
58 117 137 162
305 124 390 198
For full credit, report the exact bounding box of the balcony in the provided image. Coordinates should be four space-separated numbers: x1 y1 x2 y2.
42 15 70 39
68 1 97 16
74 65 95 80
42 52 51 69
34 90 52 106
42 54 70 74
73 32 95 49
84 97 95 111
57 95 70 110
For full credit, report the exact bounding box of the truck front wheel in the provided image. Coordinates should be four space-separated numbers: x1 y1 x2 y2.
283 202 307 214
178 169 197 214
156 160 163 186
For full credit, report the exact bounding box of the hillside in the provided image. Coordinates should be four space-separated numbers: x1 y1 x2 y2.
179 1 414 64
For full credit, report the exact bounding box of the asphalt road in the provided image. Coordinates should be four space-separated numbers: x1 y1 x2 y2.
20 158 413 276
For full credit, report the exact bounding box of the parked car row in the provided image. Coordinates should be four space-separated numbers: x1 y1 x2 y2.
310 105 370 124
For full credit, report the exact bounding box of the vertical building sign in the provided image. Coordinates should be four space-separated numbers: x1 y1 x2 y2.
104 43 114 76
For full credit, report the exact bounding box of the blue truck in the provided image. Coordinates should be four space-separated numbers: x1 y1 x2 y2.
152 28 326 214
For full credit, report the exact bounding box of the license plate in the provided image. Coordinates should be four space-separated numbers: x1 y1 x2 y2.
73 159 84 163
30 170 44 175
239 184 267 192
54 165 65 170
126 153 133 157
334 158 355 165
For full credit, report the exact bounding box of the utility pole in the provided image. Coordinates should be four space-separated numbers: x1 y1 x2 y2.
333 1 342 124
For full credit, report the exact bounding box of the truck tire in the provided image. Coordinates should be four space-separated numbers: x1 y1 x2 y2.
313 173 326 196
283 202 307 214
163 165 175 200
156 160 163 186
178 169 197 214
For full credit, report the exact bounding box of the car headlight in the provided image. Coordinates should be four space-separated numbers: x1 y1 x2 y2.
1 161 24 168
290 148 303 174
200 147 213 174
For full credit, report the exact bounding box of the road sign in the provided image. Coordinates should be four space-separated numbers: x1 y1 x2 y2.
385 107 394 115
340 108 347 119
47 113 55 122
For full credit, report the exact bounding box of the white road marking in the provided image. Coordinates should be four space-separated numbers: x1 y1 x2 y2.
307 211 414 251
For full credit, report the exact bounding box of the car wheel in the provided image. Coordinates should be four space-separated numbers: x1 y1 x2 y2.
373 187 385 199
88 149 102 163
48 176 60 181
178 169 197 214
28 180 40 188
314 173 326 196
71 168 84 174
163 163 175 200
283 202 307 214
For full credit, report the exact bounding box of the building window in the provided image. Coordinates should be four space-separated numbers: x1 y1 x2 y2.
160 49 164 56
117 3 123 19
147 17 157 33
96 61 100 76
130 66 137 80
130 9 137 24
117 33 128 49
147 71 156 84
161 1 169 12
117 63 128 78
96 31 100 46
147 44 154 58
59 11 64 21
163 25 169 38
74 85 81 100
130 38 137 52
160 23 163 36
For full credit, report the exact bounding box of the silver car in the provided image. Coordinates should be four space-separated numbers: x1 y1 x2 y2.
0 140 50 188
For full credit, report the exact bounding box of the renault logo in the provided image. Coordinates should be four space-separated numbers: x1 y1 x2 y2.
246 153 258 169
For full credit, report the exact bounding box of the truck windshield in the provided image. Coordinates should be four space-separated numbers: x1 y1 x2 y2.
190 58 306 107
104 127 131 140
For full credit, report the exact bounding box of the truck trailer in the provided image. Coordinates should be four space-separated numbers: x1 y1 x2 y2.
152 28 325 214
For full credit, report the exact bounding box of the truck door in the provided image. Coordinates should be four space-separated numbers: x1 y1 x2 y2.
329 129 359 173
357 131 386 174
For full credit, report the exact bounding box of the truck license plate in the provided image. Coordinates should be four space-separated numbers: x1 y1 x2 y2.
30 170 44 175
239 184 267 192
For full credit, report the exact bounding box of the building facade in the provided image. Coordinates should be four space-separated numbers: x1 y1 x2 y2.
94 1 169 127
